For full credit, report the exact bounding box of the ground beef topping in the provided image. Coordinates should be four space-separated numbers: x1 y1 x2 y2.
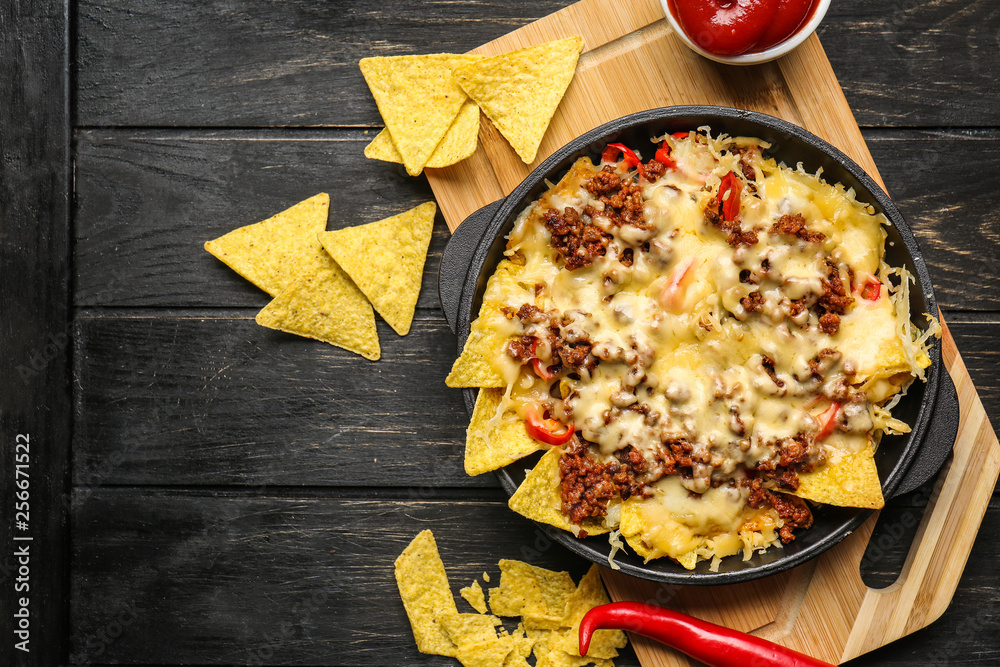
705 203 758 247
745 477 814 543
544 206 611 271
770 213 826 243
586 166 649 229
559 441 647 524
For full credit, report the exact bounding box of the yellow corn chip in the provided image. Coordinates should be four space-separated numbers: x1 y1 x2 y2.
505 625 534 667
507 448 609 537
456 634 516 667
394 530 461 657
359 54 482 176
205 193 329 296
465 388 544 475
438 610 502 645
488 559 576 629
447 259 530 387
460 580 489 614
446 326 507 387
365 100 480 169
556 566 626 659
794 444 885 509
454 37 583 164
255 250 380 360
318 202 436 336
619 497 664 564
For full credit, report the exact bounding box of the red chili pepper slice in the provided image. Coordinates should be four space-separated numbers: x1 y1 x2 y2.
579 602 835 667
860 276 881 301
654 141 677 170
815 401 842 441
525 409 575 446
602 142 643 171
528 339 557 380
717 171 743 222
671 131 690 139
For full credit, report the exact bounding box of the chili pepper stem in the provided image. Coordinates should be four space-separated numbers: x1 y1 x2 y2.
580 602 835 667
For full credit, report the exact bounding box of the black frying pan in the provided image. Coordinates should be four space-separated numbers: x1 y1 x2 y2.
438 106 958 585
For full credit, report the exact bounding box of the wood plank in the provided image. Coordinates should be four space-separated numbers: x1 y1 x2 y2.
0 2 71 666
73 0 1000 129
866 129 1000 313
73 129 1000 311
68 490 1000 666
68 491 631 666
73 129 445 308
74 0 577 128
72 309 491 488
822 0 1000 128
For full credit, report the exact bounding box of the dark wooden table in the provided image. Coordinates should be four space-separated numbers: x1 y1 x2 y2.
2 1 999 665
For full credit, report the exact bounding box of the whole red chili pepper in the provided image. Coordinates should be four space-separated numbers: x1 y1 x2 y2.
579 602 834 667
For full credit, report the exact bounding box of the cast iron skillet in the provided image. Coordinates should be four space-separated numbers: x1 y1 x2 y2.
438 106 958 585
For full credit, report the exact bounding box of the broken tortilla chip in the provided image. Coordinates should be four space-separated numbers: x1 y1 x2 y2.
465 388 544 475
459 580 489 614
204 193 329 296
487 559 576 627
359 54 482 175
555 566 626 659
508 448 608 537
453 37 583 164
793 444 885 509
318 201 436 336
394 530 461 657
365 100 480 169
255 250 380 360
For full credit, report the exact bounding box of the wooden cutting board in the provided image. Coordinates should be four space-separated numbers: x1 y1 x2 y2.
425 0 1000 663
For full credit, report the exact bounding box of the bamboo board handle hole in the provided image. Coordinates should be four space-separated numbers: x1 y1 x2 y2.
859 453 950 591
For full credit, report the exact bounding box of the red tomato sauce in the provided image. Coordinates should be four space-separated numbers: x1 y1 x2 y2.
667 0 818 57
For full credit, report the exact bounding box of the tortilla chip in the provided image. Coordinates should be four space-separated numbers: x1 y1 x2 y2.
556 566 625 659
446 326 507 387
619 498 664 563
447 259 533 387
488 559 576 629
460 580 489 614
454 37 583 164
365 100 480 169
359 54 482 175
456 634 516 667
507 448 609 536
318 202 435 336
504 625 534 667
255 250 380 360
205 193 329 296
465 388 544 475
394 530 461 657
794 444 885 509
438 610 502 645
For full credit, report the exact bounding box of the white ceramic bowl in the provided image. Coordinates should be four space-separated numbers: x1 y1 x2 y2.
660 0 832 65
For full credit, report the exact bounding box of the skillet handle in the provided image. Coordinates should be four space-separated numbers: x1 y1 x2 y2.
438 200 503 334
889 367 960 498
